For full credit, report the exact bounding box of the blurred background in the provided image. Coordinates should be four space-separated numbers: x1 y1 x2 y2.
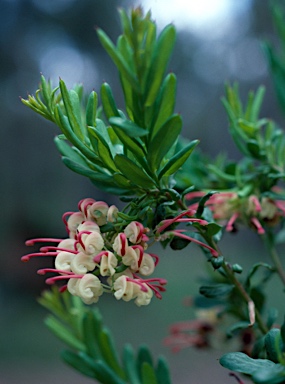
0 0 283 383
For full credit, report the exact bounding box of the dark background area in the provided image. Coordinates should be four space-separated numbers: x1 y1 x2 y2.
0 1 283 383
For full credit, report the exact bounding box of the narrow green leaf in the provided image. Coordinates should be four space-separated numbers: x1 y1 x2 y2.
156 356 171 384
147 114 182 171
101 83 121 120
250 86 266 122
97 28 140 92
61 350 99 379
150 73 177 139
55 105 99 162
109 116 148 137
141 362 157 384
62 156 111 182
112 126 146 161
82 311 102 359
99 328 126 379
114 154 156 188
158 139 199 178
199 284 234 298
45 316 86 352
145 25 176 107
59 79 84 140
123 345 141 384
86 91 98 126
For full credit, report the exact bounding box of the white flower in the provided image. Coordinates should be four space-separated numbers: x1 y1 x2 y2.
76 221 100 234
134 285 153 306
58 238 76 250
113 275 135 301
139 253 155 276
67 212 85 238
87 201 109 226
107 205 119 223
70 252 96 274
99 251 118 276
68 274 103 304
124 221 144 244
113 233 128 256
55 251 75 272
77 231 104 255
122 247 139 271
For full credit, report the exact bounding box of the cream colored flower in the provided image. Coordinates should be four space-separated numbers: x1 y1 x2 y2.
70 252 96 274
139 253 155 276
55 251 75 272
124 221 144 244
87 201 109 226
100 251 118 276
78 274 103 304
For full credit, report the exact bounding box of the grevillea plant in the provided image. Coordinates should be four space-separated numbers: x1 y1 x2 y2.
21 4 285 384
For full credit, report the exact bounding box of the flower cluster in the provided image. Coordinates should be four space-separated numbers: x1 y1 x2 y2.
22 198 166 306
186 189 285 235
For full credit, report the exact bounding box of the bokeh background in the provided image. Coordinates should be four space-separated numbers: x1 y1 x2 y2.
0 0 283 383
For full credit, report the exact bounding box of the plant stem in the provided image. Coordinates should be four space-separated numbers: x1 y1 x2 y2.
222 261 268 335
200 233 269 335
262 233 285 287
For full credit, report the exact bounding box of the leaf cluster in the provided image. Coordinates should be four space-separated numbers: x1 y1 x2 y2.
22 8 198 197
39 287 171 384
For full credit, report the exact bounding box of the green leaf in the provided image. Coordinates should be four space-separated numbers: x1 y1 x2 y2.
220 352 276 375
147 114 182 171
82 311 102 359
226 321 251 338
144 25 176 107
109 117 148 137
156 356 171 384
100 83 121 120
45 315 86 352
196 191 217 218
169 236 190 250
114 154 156 188
199 284 234 298
123 345 141 384
265 328 282 363
158 139 199 178
55 105 98 163
61 350 99 379
86 91 98 126
99 328 126 379
59 79 84 140
245 262 274 289
97 28 140 92
62 156 111 182
150 73 177 139
54 136 90 166
141 362 158 384
252 364 285 384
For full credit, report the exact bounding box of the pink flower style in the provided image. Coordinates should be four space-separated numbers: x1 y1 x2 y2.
185 189 285 235
21 199 166 306
155 209 219 257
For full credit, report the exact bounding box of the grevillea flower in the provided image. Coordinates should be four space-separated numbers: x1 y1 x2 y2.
22 198 166 306
124 221 145 243
186 189 285 235
164 319 214 352
67 274 103 304
87 201 109 226
156 209 219 257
